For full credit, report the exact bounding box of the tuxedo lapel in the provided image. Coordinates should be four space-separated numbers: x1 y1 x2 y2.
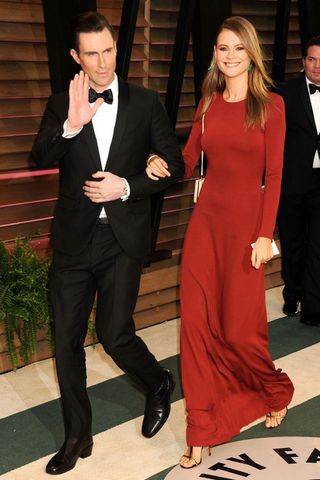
299 77 318 134
82 122 102 171
105 78 129 170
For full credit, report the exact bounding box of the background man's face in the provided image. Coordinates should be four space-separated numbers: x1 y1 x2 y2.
303 45 320 85
71 28 117 91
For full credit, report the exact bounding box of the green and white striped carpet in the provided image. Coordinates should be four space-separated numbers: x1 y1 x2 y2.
1 287 319 479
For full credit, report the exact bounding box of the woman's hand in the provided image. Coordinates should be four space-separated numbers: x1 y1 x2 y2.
251 237 273 269
146 155 171 180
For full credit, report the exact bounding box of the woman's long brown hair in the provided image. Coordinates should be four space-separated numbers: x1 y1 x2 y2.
202 16 273 129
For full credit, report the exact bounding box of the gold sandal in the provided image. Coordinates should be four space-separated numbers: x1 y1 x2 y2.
265 407 288 429
179 451 190 464
179 446 211 469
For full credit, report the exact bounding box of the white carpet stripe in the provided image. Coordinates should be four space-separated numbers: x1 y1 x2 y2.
265 285 287 322
2 341 320 480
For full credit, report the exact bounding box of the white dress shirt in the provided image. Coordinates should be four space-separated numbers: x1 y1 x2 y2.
91 74 118 172
62 74 129 218
306 76 320 168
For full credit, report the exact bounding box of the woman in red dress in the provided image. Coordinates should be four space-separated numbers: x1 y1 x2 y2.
146 16 294 469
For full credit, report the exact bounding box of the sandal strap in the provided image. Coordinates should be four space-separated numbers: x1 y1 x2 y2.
180 454 190 461
189 456 201 467
267 408 288 420
265 408 288 428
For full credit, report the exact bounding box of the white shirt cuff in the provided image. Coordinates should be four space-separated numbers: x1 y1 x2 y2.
62 119 83 138
121 178 130 201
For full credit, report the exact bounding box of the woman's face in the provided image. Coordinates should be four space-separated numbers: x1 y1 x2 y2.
214 29 251 80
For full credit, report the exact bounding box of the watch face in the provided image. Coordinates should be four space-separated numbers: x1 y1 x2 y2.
122 181 129 196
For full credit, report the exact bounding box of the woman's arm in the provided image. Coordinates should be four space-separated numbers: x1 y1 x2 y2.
259 94 286 238
251 93 286 269
182 99 204 178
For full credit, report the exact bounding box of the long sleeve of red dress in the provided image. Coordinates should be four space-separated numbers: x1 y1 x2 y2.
258 95 285 239
183 99 204 179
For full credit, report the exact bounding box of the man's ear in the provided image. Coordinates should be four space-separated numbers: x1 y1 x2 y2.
114 41 117 55
70 48 81 65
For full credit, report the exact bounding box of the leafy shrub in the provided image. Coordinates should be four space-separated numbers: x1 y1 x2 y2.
0 238 52 370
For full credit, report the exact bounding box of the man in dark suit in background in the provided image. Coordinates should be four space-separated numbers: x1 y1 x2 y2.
32 11 184 475
277 36 320 325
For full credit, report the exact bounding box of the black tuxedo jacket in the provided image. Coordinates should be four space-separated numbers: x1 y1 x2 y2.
32 79 184 258
278 76 320 195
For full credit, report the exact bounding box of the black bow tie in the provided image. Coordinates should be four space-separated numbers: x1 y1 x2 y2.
309 83 320 94
88 88 113 104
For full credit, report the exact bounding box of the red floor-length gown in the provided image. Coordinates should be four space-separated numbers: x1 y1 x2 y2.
180 92 294 447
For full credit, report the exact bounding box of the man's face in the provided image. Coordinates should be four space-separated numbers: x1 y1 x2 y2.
303 45 320 85
70 28 117 91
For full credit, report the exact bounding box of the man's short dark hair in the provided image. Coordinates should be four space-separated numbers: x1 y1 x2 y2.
303 35 320 58
71 11 115 52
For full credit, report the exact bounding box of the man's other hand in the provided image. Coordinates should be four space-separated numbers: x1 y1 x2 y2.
83 171 126 202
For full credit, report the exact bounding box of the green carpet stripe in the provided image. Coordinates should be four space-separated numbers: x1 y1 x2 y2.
0 315 319 474
145 467 173 480
268 314 320 358
145 395 320 480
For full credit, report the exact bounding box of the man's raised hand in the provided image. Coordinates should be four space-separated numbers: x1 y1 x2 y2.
67 71 103 132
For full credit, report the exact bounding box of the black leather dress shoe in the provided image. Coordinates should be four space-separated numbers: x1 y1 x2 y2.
142 369 175 438
300 314 320 326
283 299 299 316
46 436 93 475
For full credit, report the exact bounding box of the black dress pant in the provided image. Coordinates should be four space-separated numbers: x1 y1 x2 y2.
49 222 164 439
278 170 320 316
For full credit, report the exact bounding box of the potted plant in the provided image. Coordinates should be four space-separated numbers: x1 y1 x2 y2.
0 237 52 371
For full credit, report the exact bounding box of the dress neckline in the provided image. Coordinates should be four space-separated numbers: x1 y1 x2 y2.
220 92 246 104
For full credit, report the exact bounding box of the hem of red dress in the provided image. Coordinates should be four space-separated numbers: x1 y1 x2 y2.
186 387 294 447
266 385 294 412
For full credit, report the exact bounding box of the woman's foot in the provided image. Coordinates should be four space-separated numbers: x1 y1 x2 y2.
180 446 202 469
265 407 288 429
180 446 211 469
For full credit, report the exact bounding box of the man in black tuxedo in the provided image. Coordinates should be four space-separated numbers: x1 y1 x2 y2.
32 11 184 475
277 36 320 326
